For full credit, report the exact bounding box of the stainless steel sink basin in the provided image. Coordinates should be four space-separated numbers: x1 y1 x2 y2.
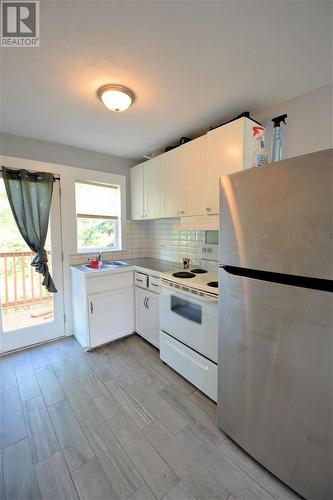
106 261 127 267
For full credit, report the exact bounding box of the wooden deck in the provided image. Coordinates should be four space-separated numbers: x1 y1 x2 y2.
2 302 53 331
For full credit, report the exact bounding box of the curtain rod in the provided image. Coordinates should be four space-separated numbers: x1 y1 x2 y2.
1 166 60 181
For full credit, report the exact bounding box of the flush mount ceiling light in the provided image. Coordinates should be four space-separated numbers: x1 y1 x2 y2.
97 84 135 112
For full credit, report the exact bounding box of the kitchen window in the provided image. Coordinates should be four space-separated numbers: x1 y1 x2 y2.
75 181 121 252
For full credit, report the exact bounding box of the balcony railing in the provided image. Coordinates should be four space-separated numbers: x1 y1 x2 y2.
0 251 52 308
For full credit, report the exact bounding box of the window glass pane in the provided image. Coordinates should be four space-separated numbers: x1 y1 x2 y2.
75 181 121 251
0 179 54 331
75 182 120 217
77 217 118 250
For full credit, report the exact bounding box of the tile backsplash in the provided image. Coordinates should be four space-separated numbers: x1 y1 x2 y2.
70 219 214 266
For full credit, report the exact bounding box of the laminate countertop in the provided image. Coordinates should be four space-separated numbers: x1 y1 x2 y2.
123 258 178 274
71 257 178 277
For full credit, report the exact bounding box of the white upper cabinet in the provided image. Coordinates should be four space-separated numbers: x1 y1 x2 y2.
161 147 186 217
161 136 206 217
205 117 257 213
144 156 161 219
182 136 207 216
130 162 144 220
130 117 259 220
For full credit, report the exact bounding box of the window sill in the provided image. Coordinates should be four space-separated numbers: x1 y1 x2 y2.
77 248 122 254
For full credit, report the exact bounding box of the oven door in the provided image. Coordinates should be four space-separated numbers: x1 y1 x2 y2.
160 284 218 362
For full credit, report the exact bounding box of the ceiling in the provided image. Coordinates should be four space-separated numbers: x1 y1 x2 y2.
1 0 332 160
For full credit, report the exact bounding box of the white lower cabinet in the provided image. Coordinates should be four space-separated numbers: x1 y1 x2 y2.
71 268 134 350
135 286 160 348
89 288 134 348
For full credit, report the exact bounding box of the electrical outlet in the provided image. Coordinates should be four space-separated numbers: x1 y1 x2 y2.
200 244 218 261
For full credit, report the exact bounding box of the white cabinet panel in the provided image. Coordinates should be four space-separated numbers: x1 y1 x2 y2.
135 286 148 337
146 291 159 347
205 117 256 213
130 163 144 220
182 136 207 216
144 156 161 219
135 287 160 348
89 288 134 348
161 147 186 217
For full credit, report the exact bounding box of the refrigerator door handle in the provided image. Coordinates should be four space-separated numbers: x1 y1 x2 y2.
221 265 333 293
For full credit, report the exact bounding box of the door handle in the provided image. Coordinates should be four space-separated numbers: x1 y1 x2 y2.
144 297 147 308
146 297 149 310
90 301 93 314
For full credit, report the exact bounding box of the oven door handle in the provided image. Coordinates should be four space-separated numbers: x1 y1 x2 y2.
161 283 218 303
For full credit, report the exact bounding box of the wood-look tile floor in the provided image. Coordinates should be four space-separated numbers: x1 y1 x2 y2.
0 335 300 500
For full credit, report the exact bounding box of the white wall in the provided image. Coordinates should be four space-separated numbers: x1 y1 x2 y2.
0 133 134 173
254 84 332 161
0 133 135 212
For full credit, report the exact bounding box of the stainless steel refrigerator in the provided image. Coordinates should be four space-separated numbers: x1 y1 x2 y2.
218 149 332 500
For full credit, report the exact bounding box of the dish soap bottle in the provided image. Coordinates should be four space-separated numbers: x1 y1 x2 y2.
252 125 267 167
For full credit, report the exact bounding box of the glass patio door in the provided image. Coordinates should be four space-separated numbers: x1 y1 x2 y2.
0 178 64 353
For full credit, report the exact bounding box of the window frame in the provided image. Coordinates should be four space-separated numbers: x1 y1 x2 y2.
75 180 122 254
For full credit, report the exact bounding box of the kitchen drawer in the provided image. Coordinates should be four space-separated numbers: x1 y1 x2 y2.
149 276 160 294
160 331 217 401
86 271 133 294
135 272 148 288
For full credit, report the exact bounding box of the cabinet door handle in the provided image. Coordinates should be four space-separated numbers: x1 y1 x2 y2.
90 301 93 314
151 283 159 287
144 297 147 308
146 297 149 310
205 207 211 211
136 278 143 282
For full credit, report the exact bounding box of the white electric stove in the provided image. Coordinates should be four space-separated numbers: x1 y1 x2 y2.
159 261 219 402
161 268 218 299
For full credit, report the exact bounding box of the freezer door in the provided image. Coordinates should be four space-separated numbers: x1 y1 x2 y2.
220 149 333 280
218 268 333 500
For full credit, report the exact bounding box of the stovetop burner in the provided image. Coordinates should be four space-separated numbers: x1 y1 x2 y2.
207 281 218 288
172 271 196 279
190 269 208 274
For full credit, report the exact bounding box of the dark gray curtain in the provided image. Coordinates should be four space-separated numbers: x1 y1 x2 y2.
2 167 57 293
